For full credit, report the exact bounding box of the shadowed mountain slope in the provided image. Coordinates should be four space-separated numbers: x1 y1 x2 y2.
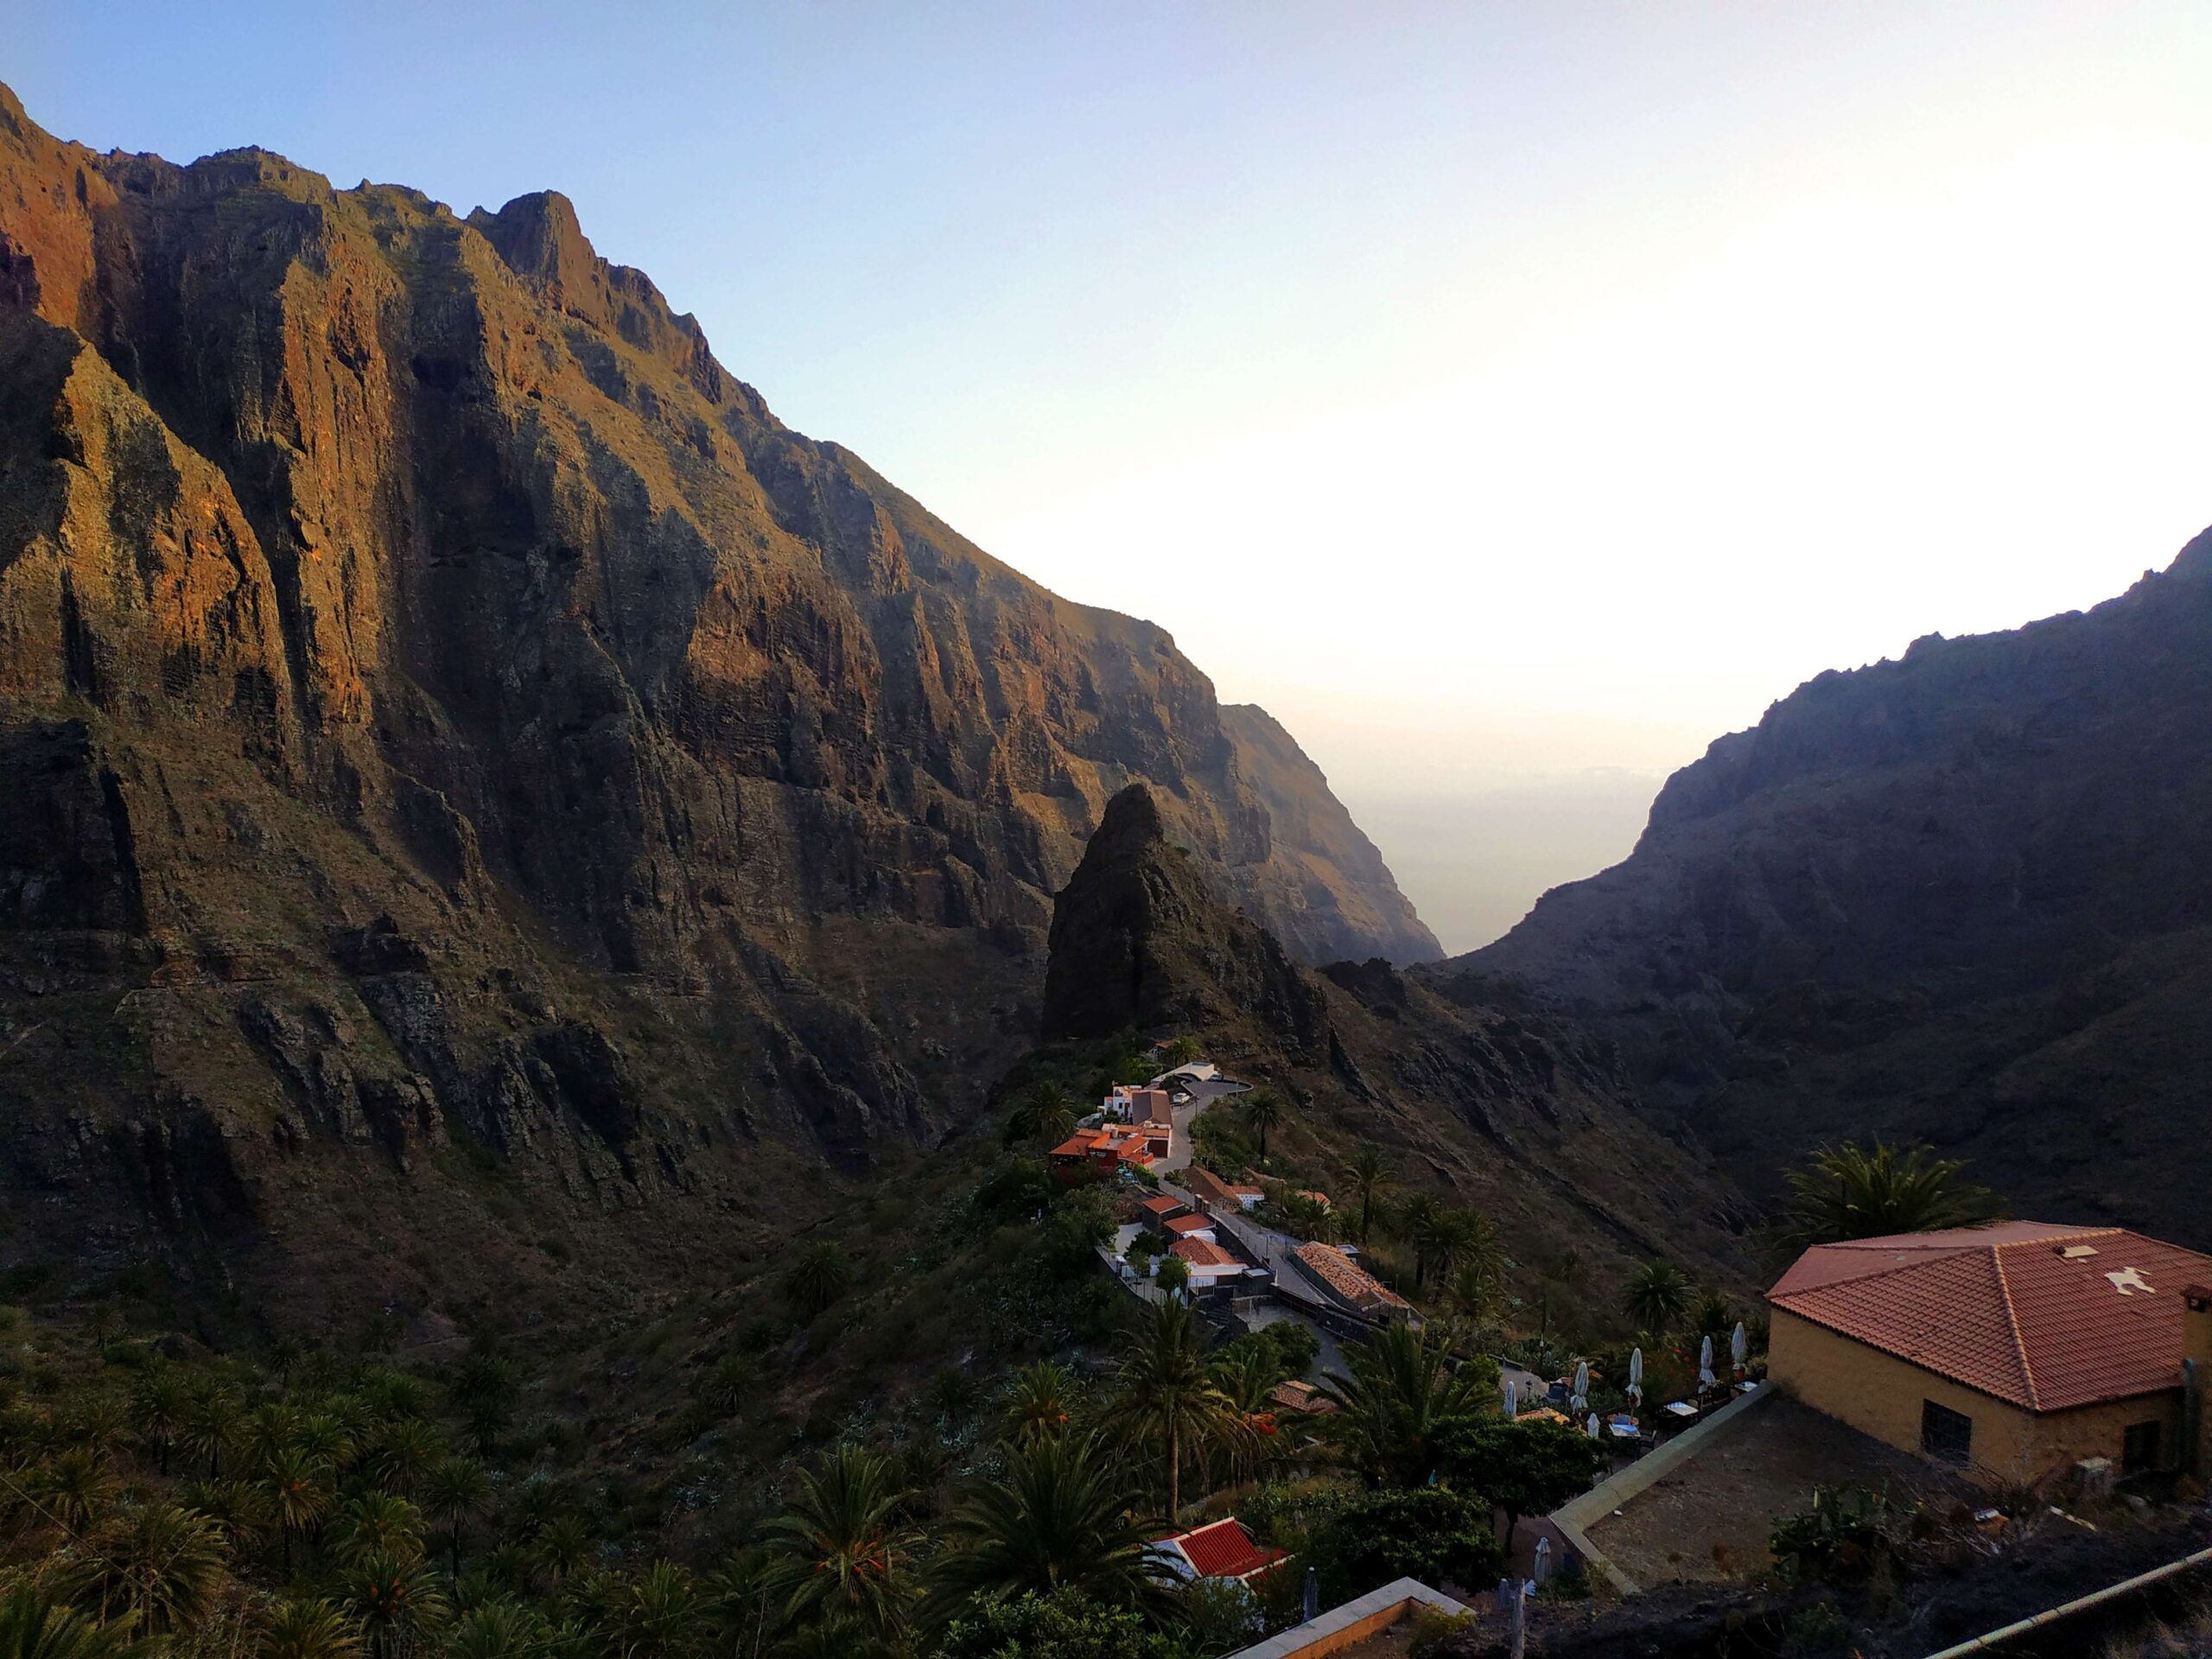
1436 536 2212 1246
0 84 1431 1322
1046 784 1755 1287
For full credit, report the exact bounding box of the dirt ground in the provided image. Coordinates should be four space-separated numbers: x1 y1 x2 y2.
1583 1395 1959 1587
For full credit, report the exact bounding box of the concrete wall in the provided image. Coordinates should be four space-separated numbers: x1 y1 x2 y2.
1767 1308 2181 1487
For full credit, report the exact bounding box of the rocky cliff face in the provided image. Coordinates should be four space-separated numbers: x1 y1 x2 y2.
1046 785 1754 1283
1441 537 2212 1246
0 85 1432 1321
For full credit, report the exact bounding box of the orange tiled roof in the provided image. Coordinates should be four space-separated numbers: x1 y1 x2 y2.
1048 1132 1101 1158
1165 1213 1215 1236
1141 1195 1187 1218
1173 1237 1237 1268
1158 1517 1285 1580
1294 1242 1409 1313
1769 1223 2212 1412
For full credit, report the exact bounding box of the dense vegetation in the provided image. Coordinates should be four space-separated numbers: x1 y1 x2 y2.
11 1034 1951 1659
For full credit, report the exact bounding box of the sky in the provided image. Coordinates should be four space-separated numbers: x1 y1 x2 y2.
14 3 2212 950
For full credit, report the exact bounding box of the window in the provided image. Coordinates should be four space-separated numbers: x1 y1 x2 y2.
2122 1421 2162 1475
1921 1399 1974 1465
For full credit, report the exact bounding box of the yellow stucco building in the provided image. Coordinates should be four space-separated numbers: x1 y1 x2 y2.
1767 1223 2212 1489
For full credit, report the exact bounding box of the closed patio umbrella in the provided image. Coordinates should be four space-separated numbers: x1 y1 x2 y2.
1586 1412 1601 1439
1503 1380 1518 1420
1572 1360 1589 1413
1697 1334 1716 1390
1731 1320 1748 1375
1627 1345 1643 1408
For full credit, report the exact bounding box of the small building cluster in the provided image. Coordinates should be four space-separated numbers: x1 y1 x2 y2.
1049 1122 1172 1181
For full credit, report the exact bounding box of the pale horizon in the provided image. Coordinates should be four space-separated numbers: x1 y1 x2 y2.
17 2 2212 951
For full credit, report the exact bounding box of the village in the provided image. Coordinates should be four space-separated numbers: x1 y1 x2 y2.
1046 1049 2212 1658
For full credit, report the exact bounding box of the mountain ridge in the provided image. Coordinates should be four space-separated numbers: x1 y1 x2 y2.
1433 535 2212 1246
0 83 1432 1323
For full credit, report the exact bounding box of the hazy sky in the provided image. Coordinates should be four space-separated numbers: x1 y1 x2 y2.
16 3 2212 949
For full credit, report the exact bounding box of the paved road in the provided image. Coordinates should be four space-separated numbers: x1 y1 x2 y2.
1154 1075 1247 1174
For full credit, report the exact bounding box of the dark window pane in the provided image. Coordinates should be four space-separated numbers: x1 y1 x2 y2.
1921 1399 1973 1465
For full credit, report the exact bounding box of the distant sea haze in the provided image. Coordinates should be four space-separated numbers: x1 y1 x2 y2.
1349 767 1665 955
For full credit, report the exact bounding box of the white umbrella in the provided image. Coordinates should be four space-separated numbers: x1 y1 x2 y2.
1533 1535 1553 1584
1731 1321 1748 1372
1586 1412 1601 1439
1627 1346 1643 1407
1571 1360 1589 1412
1503 1380 1519 1420
1697 1334 1717 1389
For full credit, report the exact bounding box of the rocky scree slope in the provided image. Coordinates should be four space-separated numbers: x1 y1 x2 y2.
1438 537 2212 1247
1046 785 1755 1286
0 85 1433 1324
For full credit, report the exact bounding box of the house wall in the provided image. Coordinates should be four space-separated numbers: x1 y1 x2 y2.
1767 1308 2182 1487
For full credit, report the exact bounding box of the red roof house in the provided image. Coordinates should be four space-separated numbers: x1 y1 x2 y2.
1150 1517 1286 1583
1768 1223 2212 1484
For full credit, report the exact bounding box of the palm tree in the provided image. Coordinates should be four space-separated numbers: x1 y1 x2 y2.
423 1458 491 1580
0 1586 149 1659
930 1433 1169 1611
294 1414 358 1473
997 1362 1079 1446
1413 1206 1497 1293
337 1549 449 1659
177 1383 241 1480
1210 1345 1287 1484
1115 1300 1242 1520
761 1444 914 1641
1243 1091 1283 1166
365 1420 444 1498
603 1562 704 1659
257 1599 362 1659
1318 1322 1492 1487
332 1494 426 1567
1782 1141 1997 1247
262 1445 334 1573
127 1370 188 1478
60 1503 229 1635
443 1601 539 1659
1002 1081 1077 1148
357 1371 434 1424
1623 1260 1694 1335
33 1447 118 1537
1344 1147 1391 1244
1449 1255 1504 1323
1395 1193 1440 1285
525 1516 591 1592
693 1356 754 1418
244 1405 304 1476
785 1241 853 1319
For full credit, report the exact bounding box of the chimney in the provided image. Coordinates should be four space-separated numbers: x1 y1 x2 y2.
2183 1285 2212 1478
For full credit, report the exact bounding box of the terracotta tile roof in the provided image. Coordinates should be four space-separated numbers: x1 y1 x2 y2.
1182 1168 1237 1205
1294 1242 1410 1313
1769 1223 2212 1411
1157 1517 1285 1580
1268 1379 1336 1414
1048 1132 1101 1158
1165 1214 1216 1237
1141 1194 1188 1219
1172 1237 1237 1268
